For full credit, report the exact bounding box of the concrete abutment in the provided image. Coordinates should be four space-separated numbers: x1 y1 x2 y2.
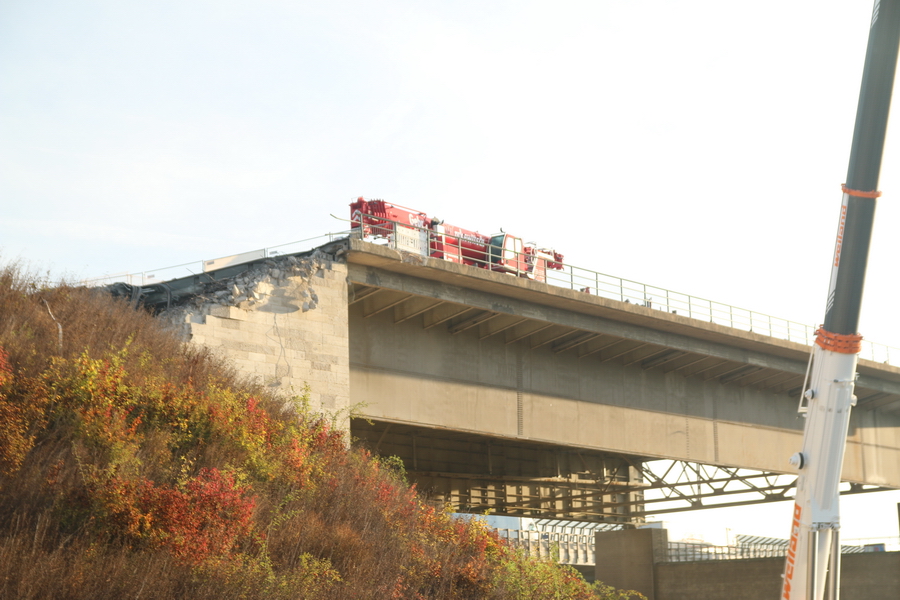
162 251 351 424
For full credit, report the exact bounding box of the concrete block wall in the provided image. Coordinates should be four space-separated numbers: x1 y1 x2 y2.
595 529 668 600
163 251 350 427
654 558 782 600
596 528 900 600
653 552 900 600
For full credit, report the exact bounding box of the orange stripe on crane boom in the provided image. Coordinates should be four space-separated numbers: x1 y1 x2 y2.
814 327 863 354
841 183 882 198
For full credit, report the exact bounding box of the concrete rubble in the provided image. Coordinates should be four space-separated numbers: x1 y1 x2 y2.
161 251 327 335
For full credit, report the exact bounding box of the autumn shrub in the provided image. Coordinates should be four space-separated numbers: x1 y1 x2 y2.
0 262 642 599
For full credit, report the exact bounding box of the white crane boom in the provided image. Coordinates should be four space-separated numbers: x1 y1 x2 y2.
780 2 900 598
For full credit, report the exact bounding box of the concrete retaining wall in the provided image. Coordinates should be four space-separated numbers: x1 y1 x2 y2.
655 552 900 600
162 251 350 423
654 558 783 600
596 528 900 600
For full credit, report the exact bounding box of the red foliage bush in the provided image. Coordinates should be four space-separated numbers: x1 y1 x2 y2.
86 468 256 563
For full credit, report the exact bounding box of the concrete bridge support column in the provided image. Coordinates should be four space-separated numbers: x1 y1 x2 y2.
595 528 668 600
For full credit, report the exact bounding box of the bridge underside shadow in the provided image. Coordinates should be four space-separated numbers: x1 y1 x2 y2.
351 419 891 523
352 418 642 522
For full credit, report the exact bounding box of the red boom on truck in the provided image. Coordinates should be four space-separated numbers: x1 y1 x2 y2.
350 198 564 283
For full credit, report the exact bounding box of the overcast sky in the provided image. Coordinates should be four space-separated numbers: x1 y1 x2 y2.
3 0 900 543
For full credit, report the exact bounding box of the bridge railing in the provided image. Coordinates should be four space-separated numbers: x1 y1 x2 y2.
550 266 818 345
495 529 899 565
554 266 898 365
82 215 900 366
80 230 355 288
665 537 900 562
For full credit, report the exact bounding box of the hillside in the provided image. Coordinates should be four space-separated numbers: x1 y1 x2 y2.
0 263 644 600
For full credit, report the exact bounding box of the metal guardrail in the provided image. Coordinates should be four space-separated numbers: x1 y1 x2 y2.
494 529 899 565
666 538 899 562
552 267 895 366
82 217 900 366
549 267 816 344
668 541 788 562
80 231 355 288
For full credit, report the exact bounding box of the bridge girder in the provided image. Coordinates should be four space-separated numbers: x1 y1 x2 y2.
348 279 900 411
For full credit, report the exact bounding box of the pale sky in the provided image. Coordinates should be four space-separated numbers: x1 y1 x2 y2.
3 0 900 543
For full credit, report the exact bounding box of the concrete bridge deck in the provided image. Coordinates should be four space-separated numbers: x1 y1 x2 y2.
343 239 900 519
131 236 900 522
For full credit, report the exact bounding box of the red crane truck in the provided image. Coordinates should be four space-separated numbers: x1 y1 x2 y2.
349 198 564 283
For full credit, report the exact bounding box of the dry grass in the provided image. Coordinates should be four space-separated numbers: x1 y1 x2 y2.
0 261 230 390
0 262 643 600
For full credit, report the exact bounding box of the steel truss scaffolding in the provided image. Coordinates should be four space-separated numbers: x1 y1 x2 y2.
627 457 891 517
352 419 892 524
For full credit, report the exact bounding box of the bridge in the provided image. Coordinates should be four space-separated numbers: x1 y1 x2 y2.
123 233 900 524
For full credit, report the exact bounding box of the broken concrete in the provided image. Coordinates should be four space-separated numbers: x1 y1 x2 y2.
159 250 350 428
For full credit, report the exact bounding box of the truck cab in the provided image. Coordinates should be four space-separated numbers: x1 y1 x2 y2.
488 233 527 276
